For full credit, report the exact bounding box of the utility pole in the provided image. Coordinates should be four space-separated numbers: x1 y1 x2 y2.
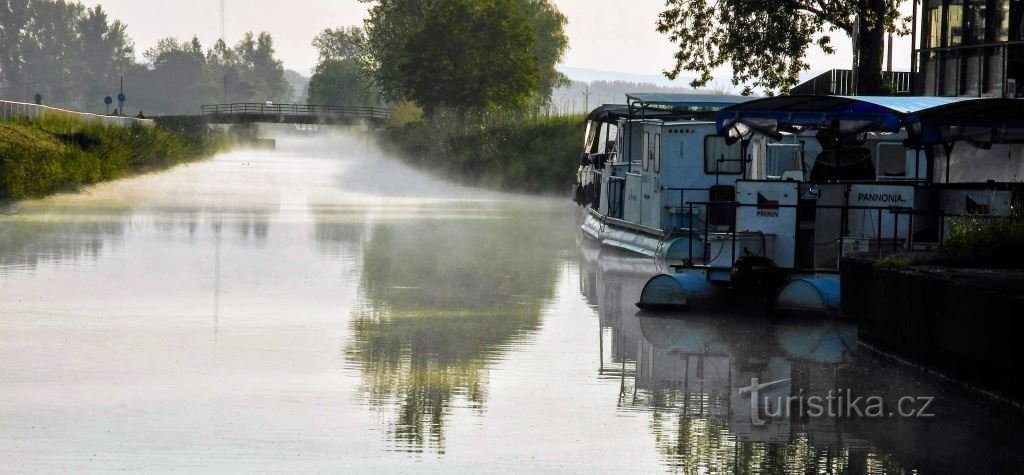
583 85 592 114
220 0 226 42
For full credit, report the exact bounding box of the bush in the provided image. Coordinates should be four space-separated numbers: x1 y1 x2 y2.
383 112 582 194
0 116 228 200
943 217 1024 268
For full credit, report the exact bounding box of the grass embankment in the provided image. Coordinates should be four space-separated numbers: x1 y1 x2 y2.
383 114 582 194
0 115 227 200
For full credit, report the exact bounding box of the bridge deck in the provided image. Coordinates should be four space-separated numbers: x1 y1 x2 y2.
201 103 390 125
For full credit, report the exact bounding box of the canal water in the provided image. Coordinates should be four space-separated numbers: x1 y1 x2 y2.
0 131 1021 472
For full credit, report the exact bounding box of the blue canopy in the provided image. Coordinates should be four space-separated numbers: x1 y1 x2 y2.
906 98 1024 145
715 95 965 139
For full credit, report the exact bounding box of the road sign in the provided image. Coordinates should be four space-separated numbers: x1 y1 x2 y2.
117 93 126 103
104 96 113 105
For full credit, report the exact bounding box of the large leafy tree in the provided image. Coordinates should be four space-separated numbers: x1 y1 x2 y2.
657 0 905 95
77 6 135 108
360 0 566 113
0 0 31 100
307 27 377 107
396 0 538 113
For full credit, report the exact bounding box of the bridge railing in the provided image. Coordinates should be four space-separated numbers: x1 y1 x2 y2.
1 100 154 127
201 103 391 121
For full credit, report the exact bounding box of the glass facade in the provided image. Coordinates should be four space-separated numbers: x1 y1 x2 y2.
917 0 1021 97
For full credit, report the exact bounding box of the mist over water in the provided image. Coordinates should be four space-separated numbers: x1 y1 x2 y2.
0 129 1021 472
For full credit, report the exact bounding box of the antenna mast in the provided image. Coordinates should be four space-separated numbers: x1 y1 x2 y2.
219 0 225 42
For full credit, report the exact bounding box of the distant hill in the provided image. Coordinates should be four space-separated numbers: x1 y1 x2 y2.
559 66 698 88
543 66 748 115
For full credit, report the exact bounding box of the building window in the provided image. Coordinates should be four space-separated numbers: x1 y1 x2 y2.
948 0 964 46
926 0 943 48
967 0 987 43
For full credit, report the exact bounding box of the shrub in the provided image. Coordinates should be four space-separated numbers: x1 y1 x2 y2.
943 217 1024 268
383 112 582 194
0 116 228 200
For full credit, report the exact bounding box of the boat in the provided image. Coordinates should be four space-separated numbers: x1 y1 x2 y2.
576 94 1024 314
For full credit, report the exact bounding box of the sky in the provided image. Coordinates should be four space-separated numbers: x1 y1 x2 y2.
78 0 915 88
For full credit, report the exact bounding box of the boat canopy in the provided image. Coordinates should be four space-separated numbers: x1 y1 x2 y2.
586 103 681 124
626 93 754 112
585 104 630 124
907 98 1024 145
715 95 965 140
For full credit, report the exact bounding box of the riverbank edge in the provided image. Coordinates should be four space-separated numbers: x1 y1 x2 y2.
0 115 230 201
840 256 1024 402
378 115 582 195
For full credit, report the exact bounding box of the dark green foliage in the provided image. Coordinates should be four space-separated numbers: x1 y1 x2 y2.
383 114 581 193
307 28 376 107
657 0 905 95
307 60 377 107
396 0 538 114
0 1 133 109
0 116 227 199
360 0 568 112
944 218 1024 268
128 33 292 115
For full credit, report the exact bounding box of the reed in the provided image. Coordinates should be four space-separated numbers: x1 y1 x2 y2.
0 115 228 200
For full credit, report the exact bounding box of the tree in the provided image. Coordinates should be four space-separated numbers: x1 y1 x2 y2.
19 0 85 106
360 0 566 112
520 0 569 105
657 0 905 95
312 26 365 64
78 6 134 109
0 0 31 99
308 27 376 107
361 0 547 114
139 37 217 114
400 0 538 113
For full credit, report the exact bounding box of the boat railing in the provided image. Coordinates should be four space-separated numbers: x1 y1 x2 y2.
673 200 1024 272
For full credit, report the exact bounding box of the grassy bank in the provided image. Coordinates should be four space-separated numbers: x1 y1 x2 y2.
382 114 582 194
0 116 227 200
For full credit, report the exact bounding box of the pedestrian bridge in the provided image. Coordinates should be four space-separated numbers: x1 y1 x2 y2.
201 103 390 126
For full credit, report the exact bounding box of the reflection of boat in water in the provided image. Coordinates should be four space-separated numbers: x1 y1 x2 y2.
581 247 886 470
635 314 860 445
581 247 1024 473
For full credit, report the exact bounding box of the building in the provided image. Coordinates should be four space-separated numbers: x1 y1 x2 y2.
794 0 1024 97
917 0 1024 97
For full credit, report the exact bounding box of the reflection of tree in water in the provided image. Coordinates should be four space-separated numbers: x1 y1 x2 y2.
0 205 274 270
0 210 125 269
346 209 572 452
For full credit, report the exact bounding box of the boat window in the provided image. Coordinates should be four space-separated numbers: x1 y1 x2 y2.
878 143 908 177
654 133 662 173
643 132 650 171
704 136 742 174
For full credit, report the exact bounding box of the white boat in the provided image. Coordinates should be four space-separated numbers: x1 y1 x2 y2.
575 94 1024 313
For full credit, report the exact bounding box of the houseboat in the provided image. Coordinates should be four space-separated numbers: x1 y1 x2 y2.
576 94 1024 313
640 95 1024 313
